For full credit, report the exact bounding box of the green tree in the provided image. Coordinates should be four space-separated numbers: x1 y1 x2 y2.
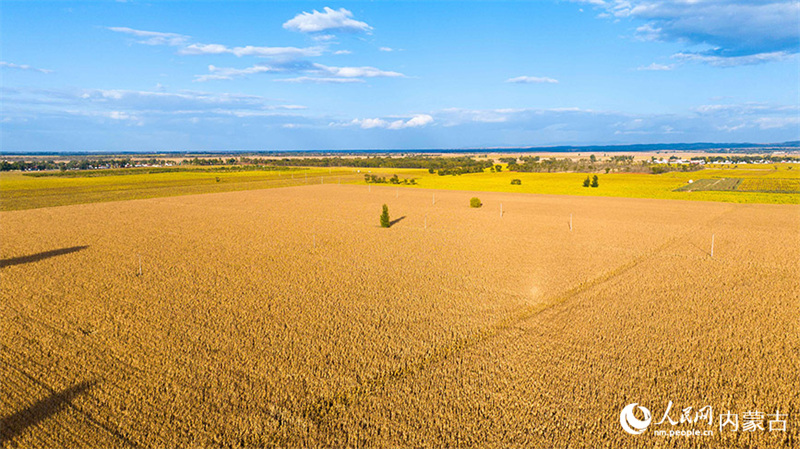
470 197 482 208
380 204 391 228
590 154 597 163
583 176 591 187
494 165 502 172
591 175 599 188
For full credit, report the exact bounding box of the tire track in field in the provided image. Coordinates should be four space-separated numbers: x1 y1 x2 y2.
306 205 736 433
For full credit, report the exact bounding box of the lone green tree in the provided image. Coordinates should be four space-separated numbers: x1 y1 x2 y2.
591 175 599 188
470 197 482 208
380 204 391 228
583 176 591 187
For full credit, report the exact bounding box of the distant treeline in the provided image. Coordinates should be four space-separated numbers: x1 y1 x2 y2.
23 165 296 178
1 158 171 172
3 154 492 175
502 155 704 174
184 155 493 175
364 174 418 185
505 155 642 174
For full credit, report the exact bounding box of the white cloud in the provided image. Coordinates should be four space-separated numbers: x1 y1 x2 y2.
506 76 559 84
401 114 434 128
634 23 663 41
107 27 189 46
673 51 793 67
275 77 365 84
195 64 277 82
581 1 800 65
379 47 394 52
283 7 372 34
179 43 323 58
636 62 673 71
109 27 323 60
314 63 405 78
109 111 137 120
195 62 405 82
755 117 800 130
350 114 434 130
313 34 338 42
0 61 52 73
334 50 352 55
352 117 389 129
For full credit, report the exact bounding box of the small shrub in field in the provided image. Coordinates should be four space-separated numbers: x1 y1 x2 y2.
380 204 390 228
591 175 599 188
511 179 522 185
583 176 591 187
470 197 482 208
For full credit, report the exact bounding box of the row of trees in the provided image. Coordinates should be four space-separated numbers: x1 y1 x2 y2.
0 157 172 172
503 155 704 175
364 174 417 185
230 155 493 173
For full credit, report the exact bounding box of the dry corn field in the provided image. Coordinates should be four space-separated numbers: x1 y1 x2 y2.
1 184 798 448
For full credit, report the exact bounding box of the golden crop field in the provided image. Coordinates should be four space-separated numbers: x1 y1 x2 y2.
2 184 798 447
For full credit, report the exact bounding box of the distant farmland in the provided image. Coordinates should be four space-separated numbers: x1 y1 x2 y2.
2 162 799 212
2 184 798 447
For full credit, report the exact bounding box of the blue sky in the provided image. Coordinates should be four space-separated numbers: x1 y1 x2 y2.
1 1 799 151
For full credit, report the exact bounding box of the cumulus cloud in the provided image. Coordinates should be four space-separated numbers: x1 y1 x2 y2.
107 27 189 46
755 116 800 130
314 63 404 78
109 27 323 60
283 7 372 34
506 76 559 84
3 86 302 115
636 62 673 71
5 90 798 150
673 50 793 67
0 61 52 73
195 65 278 82
195 62 405 82
350 114 434 130
275 77 365 84
179 43 323 58
435 104 799 140
577 1 800 66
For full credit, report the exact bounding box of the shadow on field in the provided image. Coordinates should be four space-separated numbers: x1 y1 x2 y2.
0 245 89 268
0 380 96 444
389 216 406 227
